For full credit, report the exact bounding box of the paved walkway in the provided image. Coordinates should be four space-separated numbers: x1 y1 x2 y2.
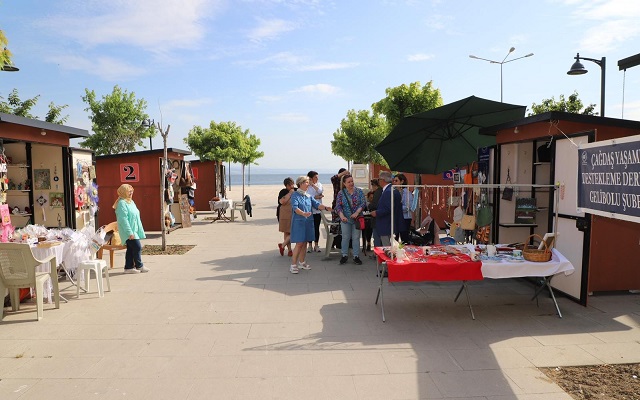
2 187 640 399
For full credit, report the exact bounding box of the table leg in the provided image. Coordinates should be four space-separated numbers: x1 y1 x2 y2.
374 262 386 322
453 281 475 320
530 276 562 318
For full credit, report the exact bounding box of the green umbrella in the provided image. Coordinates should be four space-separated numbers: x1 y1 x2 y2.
375 96 526 174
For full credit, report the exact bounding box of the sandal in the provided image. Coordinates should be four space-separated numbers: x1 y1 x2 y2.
289 264 299 274
297 261 311 270
278 243 284 256
287 250 293 257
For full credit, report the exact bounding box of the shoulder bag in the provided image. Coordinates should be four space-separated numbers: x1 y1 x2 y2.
476 190 494 227
501 169 513 201
460 189 476 230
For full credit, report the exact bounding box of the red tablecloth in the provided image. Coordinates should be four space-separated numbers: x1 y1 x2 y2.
374 246 483 282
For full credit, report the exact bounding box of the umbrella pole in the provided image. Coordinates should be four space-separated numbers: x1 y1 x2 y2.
415 174 422 228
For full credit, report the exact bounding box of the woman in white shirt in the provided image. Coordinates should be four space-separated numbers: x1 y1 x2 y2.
306 171 324 253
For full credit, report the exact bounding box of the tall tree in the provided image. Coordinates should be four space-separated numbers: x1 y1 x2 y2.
80 86 155 155
184 121 263 197
529 91 597 116
371 81 443 129
331 109 388 165
0 88 69 124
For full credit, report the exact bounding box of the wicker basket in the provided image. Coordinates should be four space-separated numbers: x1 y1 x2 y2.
523 234 551 262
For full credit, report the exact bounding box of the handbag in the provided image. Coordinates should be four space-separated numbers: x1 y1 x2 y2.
476 191 493 227
460 190 476 230
501 169 513 201
475 225 490 244
355 215 366 230
451 221 465 243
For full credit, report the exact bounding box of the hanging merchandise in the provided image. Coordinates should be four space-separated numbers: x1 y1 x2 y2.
501 169 514 201
37 194 47 221
460 190 476 230
476 190 494 227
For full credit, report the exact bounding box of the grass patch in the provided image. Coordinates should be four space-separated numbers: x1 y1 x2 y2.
142 245 195 255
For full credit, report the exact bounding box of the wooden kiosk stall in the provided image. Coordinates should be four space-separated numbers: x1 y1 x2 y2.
95 148 192 232
188 159 225 212
0 113 90 230
480 111 640 304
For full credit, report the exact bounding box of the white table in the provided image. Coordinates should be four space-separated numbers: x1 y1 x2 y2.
32 241 90 303
480 248 575 318
209 199 232 222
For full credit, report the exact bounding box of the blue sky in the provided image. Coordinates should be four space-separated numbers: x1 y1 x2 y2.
1 0 639 172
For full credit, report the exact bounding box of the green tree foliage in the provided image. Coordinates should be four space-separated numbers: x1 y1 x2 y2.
80 86 154 155
331 109 388 165
1 30 14 67
184 120 263 197
0 88 69 124
529 91 597 116
371 81 443 129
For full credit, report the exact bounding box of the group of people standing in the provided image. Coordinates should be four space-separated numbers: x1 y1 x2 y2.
277 168 434 274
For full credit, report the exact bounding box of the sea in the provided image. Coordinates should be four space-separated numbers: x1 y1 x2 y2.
226 170 335 187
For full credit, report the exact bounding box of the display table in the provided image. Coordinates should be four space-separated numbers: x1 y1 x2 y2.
32 241 91 303
209 199 232 223
373 246 483 321
374 245 576 320
31 243 65 304
479 248 574 318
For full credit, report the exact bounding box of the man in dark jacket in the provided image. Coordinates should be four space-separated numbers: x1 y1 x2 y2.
371 170 402 246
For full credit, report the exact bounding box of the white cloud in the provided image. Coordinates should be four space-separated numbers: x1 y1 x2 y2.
269 112 309 122
289 84 340 95
38 0 219 51
256 95 282 103
247 18 297 42
46 53 146 81
238 51 357 71
567 0 640 53
407 53 434 62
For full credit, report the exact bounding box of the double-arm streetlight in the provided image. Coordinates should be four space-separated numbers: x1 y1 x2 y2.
469 47 534 102
567 53 606 117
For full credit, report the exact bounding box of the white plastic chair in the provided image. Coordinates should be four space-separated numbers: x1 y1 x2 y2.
76 241 110 298
230 200 247 221
0 243 60 321
320 211 340 259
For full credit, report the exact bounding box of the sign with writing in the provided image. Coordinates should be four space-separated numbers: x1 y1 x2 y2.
120 163 139 183
577 134 640 223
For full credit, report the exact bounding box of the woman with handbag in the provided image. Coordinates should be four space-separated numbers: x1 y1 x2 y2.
335 174 366 265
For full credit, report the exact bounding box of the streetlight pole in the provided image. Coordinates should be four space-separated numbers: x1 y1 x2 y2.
469 47 534 102
567 53 606 117
141 118 155 150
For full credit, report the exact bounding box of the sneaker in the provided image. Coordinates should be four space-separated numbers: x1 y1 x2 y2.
297 261 311 270
137 266 150 273
289 264 299 274
353 257 363 265
287 250 293 257
314 245 321 253
339 256 348 265
278 243 284 256
124 268 139 274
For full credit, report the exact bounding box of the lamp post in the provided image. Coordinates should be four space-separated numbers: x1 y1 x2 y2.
567 53 606 117
141 118 154 150
469 47 534 102
1 47 19 71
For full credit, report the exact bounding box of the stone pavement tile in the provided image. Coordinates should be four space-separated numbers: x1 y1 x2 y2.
187 377 273 400
449 348 535 370
580 341 640 364
311 352 389 375
0 378 39 400
530 332 604 346
160 355 241 379
139 338 214 357
381 350 463 374
353 373 443 399
271 376 358 400
430 369 521 398
82 356 173 379
502 367 570 396
469 332 544 349
6 356 102 379
248 322 310 339
186 322 251 340
237 353 312 377
590 328 640 343
0 357 32 377
487 394 573 400
10 378 95 400
515 345 603 367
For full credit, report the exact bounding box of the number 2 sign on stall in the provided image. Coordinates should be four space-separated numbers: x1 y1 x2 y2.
120 163 139 183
